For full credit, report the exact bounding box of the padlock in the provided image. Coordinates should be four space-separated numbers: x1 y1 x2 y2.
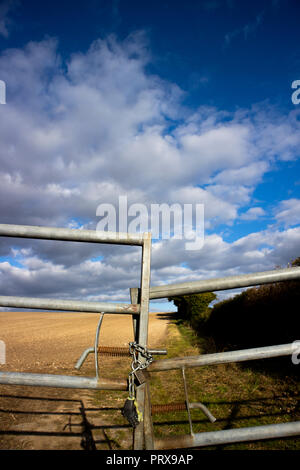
121 397 143 428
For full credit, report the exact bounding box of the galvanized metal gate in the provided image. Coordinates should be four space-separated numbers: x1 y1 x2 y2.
0 222 300 449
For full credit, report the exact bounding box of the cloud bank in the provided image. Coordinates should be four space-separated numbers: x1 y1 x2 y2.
0 33 299 309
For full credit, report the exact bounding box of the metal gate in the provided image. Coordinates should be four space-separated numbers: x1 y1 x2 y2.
0 222 300 450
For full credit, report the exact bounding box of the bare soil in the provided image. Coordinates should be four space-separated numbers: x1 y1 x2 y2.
0 311 170 450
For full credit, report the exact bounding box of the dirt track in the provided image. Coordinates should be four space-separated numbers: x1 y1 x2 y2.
0 311 171 450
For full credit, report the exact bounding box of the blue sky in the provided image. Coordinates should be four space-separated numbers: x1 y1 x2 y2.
0 0 300 312
2 0 299 111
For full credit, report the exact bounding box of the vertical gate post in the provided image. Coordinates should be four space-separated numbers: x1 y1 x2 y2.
133 233 152 450
144 374 155 450
130 287 139 341
138 233 152 347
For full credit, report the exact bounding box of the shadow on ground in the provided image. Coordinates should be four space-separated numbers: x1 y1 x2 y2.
0 391 131 450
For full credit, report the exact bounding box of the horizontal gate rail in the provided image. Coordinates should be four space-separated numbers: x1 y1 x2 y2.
0 223 143 245
1 222 299 449
0 371 127 391
154 421 300 450
0 223 152 396
0 295 139 314
145 262 300 449
148 342 298 372
149 342 300 449
151 402 216 417
149 266 300 299
0 223 146 314
75 346 167 370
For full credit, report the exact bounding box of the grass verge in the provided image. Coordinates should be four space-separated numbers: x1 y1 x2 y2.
92 317 300 450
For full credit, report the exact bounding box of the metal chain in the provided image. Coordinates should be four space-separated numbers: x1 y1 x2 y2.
128 342 153 399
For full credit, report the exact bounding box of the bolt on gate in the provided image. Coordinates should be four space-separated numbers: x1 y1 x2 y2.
0 222 300 449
